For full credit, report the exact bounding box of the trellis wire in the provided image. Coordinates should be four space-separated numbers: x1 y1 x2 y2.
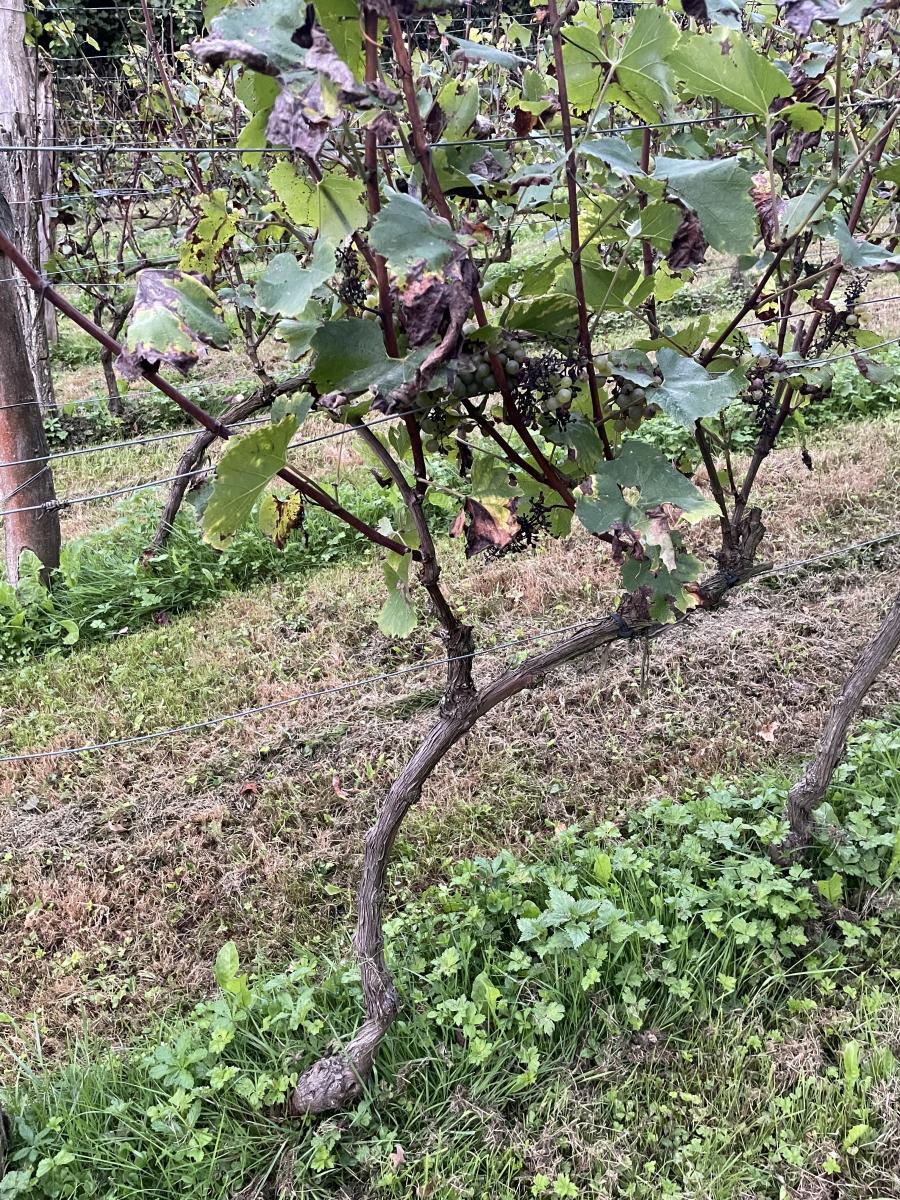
4 327 900 516
1 527 896 766
9 96 899 155
0 404 418 470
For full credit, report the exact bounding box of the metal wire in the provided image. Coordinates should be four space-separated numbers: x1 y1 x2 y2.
0 406 419 509
2 526 897 766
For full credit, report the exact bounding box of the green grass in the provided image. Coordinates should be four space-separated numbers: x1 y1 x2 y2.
3 722 900 1198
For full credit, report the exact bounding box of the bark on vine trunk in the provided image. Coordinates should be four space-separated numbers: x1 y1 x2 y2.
0 8 56 410
0 232 61 584
780 588 900 855
290 566 753 1116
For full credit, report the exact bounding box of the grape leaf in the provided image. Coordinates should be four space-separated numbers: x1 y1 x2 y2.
449 36 529 68
204 0 308 73
655 156 755 253
580 137 645 178
315 0 364 79
654 349 742 427
670 29 791 115
118 270 229 380
311 318 427 396
256 240 336 318
203 415 297 549
369 192 463 275
576 440 717 534
605 8 679 122
317 174 366 245
268 162 316 226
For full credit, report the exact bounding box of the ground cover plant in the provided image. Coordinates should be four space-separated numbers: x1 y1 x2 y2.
4 722 900 1197
1 0 900 1190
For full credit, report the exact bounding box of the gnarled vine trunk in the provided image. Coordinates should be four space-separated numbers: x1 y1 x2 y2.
780 588 900 854
290 566 749 1115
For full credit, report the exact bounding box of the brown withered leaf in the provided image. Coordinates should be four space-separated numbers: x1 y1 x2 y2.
780 0 842 35
514 107 537 137
375 253 475 413
260 492 304 549
786 128 822 167
266 83 336 168
452 497 521 558
667 209 707 271
750 171 784 250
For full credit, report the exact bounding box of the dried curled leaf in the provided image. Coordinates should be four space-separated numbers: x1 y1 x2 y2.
117 270 229 381
451 497 521 559
667 210 707 270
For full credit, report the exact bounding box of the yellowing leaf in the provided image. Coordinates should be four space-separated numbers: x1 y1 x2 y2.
203 415 297 550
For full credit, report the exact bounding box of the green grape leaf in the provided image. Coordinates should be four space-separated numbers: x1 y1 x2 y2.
203 0 308 73
256 240 336 318
275 303 324 360
640 200 684 253
317 174 366 245
268 162 316 225
369 192 463 275
379 562 418 637
311 318 427 397
605 8 679 122
654 348 742 427
580 136 645 178
654 155 755 253
203 415 297 549
780 102 825 132
235 69 280 115
315 0 364 79
449 36 529 68
576 440 717 535
561 20 605 109
670 29 791 115
834 217 900 271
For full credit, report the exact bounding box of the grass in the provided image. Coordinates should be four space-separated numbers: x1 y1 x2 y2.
2 416 899 1054
3 723 900 1198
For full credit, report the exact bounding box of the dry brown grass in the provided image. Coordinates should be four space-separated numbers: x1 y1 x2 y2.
1 417 899 1056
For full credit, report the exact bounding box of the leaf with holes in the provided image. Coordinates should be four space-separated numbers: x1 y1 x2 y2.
577 440 717 535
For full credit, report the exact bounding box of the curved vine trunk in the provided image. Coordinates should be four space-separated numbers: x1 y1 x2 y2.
780 588 900 855
290 566 749 1115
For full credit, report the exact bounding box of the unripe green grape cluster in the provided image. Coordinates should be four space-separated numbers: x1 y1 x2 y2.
451 337 528 400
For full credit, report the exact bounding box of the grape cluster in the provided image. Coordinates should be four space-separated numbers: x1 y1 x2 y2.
337 246 367 313
485 495 553 561
746 356 779 433
512 348 583 424
594 354 661 433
